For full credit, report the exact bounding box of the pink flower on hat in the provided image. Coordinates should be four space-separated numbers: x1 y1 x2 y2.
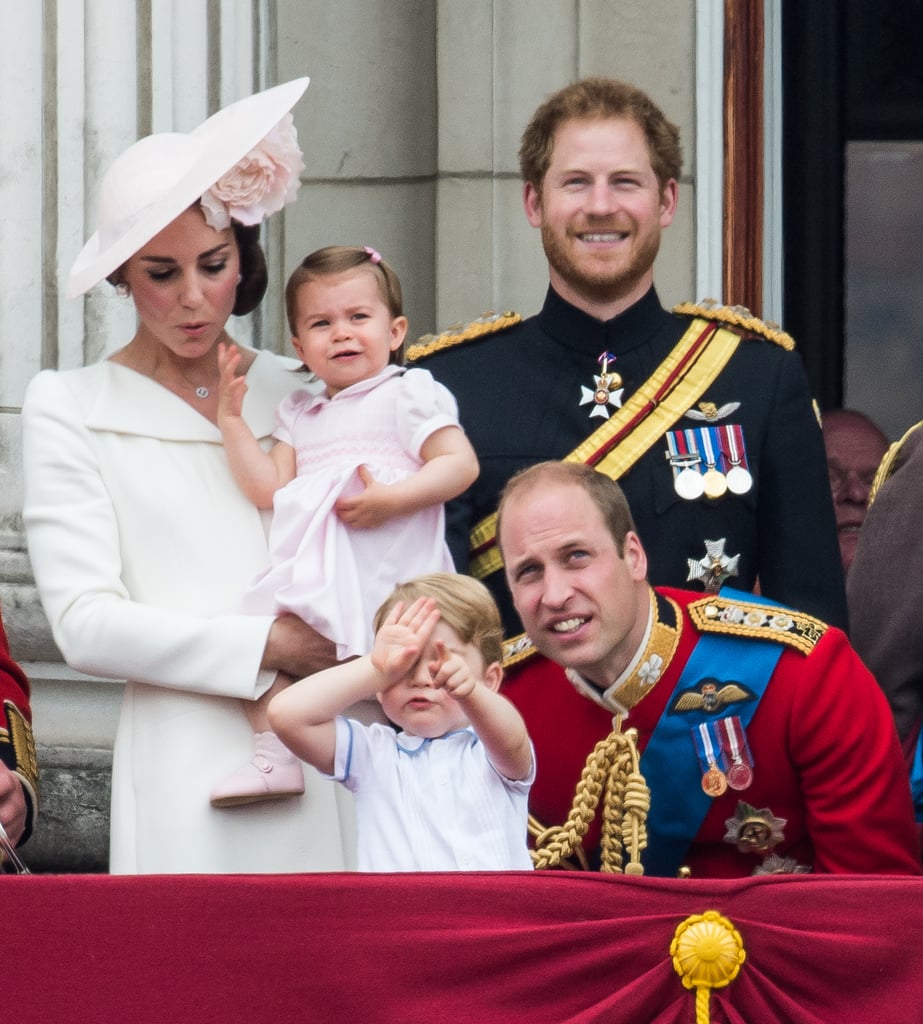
201 113 305 230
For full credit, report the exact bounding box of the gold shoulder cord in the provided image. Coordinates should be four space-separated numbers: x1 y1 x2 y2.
530 727 650 874
868 419 923 507
405 311 522 362
672 299 795 350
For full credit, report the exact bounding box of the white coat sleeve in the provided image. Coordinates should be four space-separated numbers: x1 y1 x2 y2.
21 370 275 700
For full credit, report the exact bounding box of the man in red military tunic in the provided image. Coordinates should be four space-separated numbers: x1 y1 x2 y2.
496 461 920 876
0 608 38 852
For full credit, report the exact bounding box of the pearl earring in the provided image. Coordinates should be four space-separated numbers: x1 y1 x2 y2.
237 274 243 285
115 282 130 299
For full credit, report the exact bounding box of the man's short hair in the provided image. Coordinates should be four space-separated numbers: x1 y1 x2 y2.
497 461 637 558
518 77 682 194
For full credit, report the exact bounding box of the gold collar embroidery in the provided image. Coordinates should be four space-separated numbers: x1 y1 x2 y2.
567 588 681 717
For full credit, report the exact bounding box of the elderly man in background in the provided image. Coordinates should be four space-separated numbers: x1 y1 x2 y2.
822 409 889 574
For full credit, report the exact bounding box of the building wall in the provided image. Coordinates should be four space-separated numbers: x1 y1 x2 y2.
2 0 699 871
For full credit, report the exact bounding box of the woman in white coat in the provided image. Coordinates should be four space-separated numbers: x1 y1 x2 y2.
22 79 362 873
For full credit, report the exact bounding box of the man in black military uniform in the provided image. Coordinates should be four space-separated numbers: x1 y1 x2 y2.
409 77 847 654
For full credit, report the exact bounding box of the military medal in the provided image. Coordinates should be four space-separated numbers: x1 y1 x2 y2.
753 853 811 875
579 351 623 419
699 427 728 499
675 465 705 500
694 723 728 796
723 802 787 854
726 758 753 791
687 538 740 591
702 765 728 797
715 716 754 790
702 469 727 499
721 424 753 495
666 431 705 500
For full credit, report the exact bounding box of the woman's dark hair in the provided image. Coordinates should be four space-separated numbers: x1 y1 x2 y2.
232 223 268 316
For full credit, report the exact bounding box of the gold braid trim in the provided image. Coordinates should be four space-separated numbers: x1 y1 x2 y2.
868 419 923 507
673 299 795 351
687 595 826 655
3 702 38 801
405 311 522 362
530 727 649 874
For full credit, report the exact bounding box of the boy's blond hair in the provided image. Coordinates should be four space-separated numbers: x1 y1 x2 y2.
374 573 504 669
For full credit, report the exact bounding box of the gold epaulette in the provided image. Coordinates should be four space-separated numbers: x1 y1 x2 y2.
687 594 827 656
405 310 522 362
673 299 795 351
868 419 923 507
3 701 39 800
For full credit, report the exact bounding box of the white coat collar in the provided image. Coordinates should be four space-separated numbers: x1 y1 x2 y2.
85 349 300 441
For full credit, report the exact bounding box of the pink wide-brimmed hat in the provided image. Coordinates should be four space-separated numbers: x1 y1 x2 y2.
67 77 309 298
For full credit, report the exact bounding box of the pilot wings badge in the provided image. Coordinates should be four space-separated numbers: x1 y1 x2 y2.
671 678 755 714
685 401 741 422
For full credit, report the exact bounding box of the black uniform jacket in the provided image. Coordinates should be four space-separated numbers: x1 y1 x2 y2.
413 286 848 637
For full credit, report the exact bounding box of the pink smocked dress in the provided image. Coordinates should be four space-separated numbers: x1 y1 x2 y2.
242 364 458 658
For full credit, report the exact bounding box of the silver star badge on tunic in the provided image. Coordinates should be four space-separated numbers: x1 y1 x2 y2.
687 538 740 592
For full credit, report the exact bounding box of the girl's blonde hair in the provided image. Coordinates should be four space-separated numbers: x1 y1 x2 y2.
373 573 504 669
285 245 405 365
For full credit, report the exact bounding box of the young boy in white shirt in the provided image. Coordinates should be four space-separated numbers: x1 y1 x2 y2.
269 573 535 871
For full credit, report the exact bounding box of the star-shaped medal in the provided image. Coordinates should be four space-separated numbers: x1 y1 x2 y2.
579 351 623 419
686 538 740 592
723 803 787 854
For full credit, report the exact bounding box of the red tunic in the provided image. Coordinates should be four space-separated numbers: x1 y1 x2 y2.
0 609 37 839
503 587 921 877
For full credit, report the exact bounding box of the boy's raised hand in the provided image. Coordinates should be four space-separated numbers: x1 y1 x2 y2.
371 597 440 687
429 640 477 699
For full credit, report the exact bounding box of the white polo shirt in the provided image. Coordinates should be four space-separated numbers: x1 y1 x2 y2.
330 717 535 871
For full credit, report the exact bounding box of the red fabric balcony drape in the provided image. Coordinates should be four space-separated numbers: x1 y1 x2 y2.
6 872 921 1023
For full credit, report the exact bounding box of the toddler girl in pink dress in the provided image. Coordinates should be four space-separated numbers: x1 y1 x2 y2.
211 245 478 805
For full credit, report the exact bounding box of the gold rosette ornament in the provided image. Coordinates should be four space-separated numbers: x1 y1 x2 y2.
671 911 746 1024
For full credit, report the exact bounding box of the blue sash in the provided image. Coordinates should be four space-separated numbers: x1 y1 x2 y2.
910 729 923 824
640 587 785 876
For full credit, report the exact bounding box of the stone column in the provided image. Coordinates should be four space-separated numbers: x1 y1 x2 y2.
431 0 698 332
